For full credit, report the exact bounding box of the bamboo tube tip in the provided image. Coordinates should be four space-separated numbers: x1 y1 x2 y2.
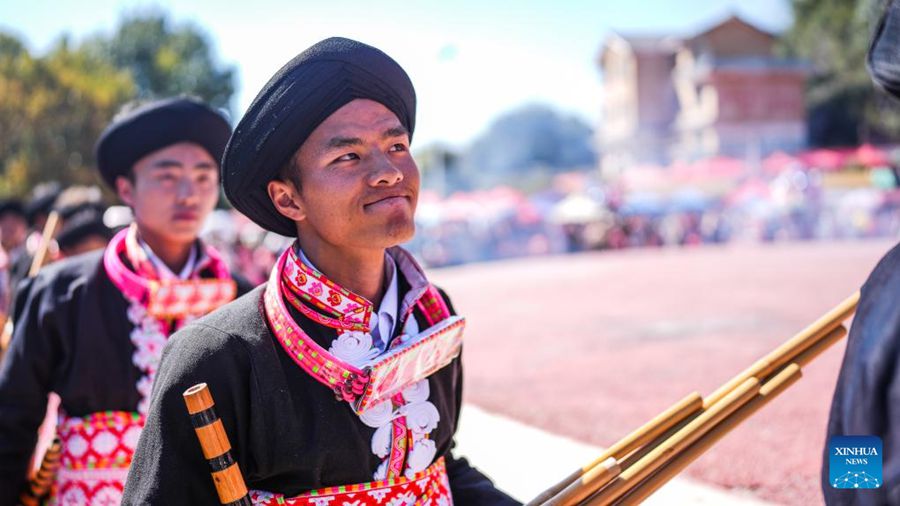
183 383 214 414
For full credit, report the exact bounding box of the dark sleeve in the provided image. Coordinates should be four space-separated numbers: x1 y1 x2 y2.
122 323 252 506
869 0 900 99
822 243 900 505
0 275 59 506
446 452 521 506
436 287 522 505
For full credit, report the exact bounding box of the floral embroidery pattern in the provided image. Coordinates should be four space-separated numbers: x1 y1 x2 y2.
256 244 456 504
281 246 373 330
128 300 170 415
248 458 452 506
55 411 145 505
330 331 379 368
103 226 236 415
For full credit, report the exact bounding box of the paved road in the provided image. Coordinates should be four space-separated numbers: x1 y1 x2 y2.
429 239 897 505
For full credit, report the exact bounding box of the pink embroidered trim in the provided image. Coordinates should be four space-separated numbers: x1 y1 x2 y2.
353 317 465 414
281 246 373 331
53 410 146 505
281 278 368 332
264 247 458 483
57 411 144 470
248 457 452 506
103 226 236 319
263 248 454 407
387 393 409 480
104 225 237 415
417 287 451 327
264 249 369 402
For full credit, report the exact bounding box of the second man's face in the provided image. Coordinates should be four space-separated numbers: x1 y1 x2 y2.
118 142 220 245
288 99 420 253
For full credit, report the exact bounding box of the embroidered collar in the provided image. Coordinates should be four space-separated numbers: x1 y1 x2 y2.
283 246 373 331
290 247 400 341
281 243 432 333
124 223 210 281
103 225 235 318
266 243 446 405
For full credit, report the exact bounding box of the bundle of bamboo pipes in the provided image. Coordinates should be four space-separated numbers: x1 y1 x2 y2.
10 211 62 505
528 291 859 506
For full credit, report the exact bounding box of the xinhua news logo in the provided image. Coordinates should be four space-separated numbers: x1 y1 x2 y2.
829 435 882 489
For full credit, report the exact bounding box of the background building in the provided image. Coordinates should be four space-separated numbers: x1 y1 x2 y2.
599 15 809 176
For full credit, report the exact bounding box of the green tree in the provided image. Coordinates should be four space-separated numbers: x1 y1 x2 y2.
0 32 135 195
0 10 237 197
85 11 236 112
781 0 900 145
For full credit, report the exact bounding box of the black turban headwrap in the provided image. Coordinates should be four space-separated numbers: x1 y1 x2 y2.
56 202 113 253
95 97 232 189
221 37 417 237
0 199 25 219
25 182 62 226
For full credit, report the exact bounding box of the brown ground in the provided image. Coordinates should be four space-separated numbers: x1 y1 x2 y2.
429 238 897 505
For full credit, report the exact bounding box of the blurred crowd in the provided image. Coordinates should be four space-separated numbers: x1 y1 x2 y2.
1 145 898 318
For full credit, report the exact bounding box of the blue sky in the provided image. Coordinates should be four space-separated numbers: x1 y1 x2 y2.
0 0 792 148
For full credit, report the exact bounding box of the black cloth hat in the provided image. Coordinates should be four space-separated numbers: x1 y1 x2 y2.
221 37 417 236
56 208 113 253
0 199 25 219
95 97 232 189
58 201 107 222
25 182 62 226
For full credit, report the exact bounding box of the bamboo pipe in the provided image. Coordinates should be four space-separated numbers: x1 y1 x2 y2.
615 363 804 506
791 325 849 368
183 383 252 506
18 437 62 506
0 316 10 362
8 212 64 498
530 393 703 506
703 291 858 408
585 321 848 505
2 212 60 361
28 210 60 277
599 323 844 505
582 377 761 506
613 411 697 476
2 212 60 359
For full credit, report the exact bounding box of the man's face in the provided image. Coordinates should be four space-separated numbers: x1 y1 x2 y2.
288 99 420 252
116 142 219 245
0 213 26 251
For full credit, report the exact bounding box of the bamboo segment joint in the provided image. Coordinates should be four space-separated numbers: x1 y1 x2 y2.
183 383 252 506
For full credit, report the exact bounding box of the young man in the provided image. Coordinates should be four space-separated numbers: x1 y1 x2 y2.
124 38 519 505
0 97 247 505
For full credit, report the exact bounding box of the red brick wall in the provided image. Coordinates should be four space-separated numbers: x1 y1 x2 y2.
712 71 806 123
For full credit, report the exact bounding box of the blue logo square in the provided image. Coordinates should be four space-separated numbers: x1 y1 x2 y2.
829 435 883 489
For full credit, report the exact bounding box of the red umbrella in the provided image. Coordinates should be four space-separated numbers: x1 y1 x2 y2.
762 151 804 175
798 148 851 171
852 143 891 167
670 157 746 181
689 156 747 179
